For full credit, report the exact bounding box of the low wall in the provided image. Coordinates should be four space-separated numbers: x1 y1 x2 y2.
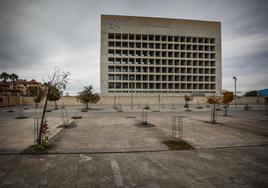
0 95 267 108
0 96 80 108
230 96 266 105
20 96 81 108
0 96 21 107
99 96 207 107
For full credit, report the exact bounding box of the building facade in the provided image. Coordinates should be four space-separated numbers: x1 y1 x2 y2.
100 15 222 97
7 79 43 96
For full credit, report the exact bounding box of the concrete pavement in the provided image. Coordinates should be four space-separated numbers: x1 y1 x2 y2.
0 146 267 187
0 106 268 187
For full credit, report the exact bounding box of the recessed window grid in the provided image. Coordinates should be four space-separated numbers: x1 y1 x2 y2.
106 33 217 93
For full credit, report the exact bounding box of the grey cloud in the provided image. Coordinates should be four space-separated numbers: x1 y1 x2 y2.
0 0 100 69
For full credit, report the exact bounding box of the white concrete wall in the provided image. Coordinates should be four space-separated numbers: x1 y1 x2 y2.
1 96 266 108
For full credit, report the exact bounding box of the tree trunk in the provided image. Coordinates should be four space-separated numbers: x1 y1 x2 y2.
12 79 14 90
212 103 216 123
86 102 88 110
7 97 9 107
38 86 50 144
55 101 58 110
35 102 38 108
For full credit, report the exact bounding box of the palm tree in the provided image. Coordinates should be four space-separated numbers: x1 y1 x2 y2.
9 73 18 89
0 72 10 87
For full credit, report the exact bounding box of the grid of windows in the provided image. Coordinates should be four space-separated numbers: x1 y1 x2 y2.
106 33 217 94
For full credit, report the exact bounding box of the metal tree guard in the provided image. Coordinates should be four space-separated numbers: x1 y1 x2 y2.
60 105 69 125
34 117 40 145
17 106 24 118
142 108 149 125
172 116 185 141
210 105 218 124
34 117 47 144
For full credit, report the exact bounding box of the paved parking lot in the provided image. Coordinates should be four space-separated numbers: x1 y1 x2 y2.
0 105 268 187
0 146 267 187
0 110 63 154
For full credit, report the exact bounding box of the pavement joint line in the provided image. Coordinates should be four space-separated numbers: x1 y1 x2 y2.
189 117 268 137
0 149 171 156
1 144 268 156
196 143 268 150
111 159 124 187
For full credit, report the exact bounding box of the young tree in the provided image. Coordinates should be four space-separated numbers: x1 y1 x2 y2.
38 68 70 145
33 88 45 108
222 90 234 116
76 85 100 110
29 87 38 96
207 96 221 123
47 85 62 110
184 95 193 111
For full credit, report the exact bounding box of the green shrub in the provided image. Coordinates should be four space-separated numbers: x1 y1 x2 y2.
34 137 49 151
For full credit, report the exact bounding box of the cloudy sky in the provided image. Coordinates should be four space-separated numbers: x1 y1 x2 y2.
0 0 267 95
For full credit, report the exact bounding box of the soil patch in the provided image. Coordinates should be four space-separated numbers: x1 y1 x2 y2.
15 117 28 119
163 140 194 150
135 122 155 128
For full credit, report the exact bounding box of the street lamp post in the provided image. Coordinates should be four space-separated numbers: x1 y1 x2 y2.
130 76 134 110
233 76 237 108
113 95 116 109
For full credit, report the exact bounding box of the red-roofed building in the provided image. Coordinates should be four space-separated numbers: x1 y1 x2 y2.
0 79 44 96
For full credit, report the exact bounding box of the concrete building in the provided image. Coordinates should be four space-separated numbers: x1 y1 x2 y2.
100 15 222 106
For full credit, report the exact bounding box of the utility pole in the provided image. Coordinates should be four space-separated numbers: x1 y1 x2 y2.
233 76 237 108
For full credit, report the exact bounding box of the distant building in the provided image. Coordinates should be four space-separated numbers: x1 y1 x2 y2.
0 79 43 96
12 79 43 96
100 15 222 97
257 88 268 97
